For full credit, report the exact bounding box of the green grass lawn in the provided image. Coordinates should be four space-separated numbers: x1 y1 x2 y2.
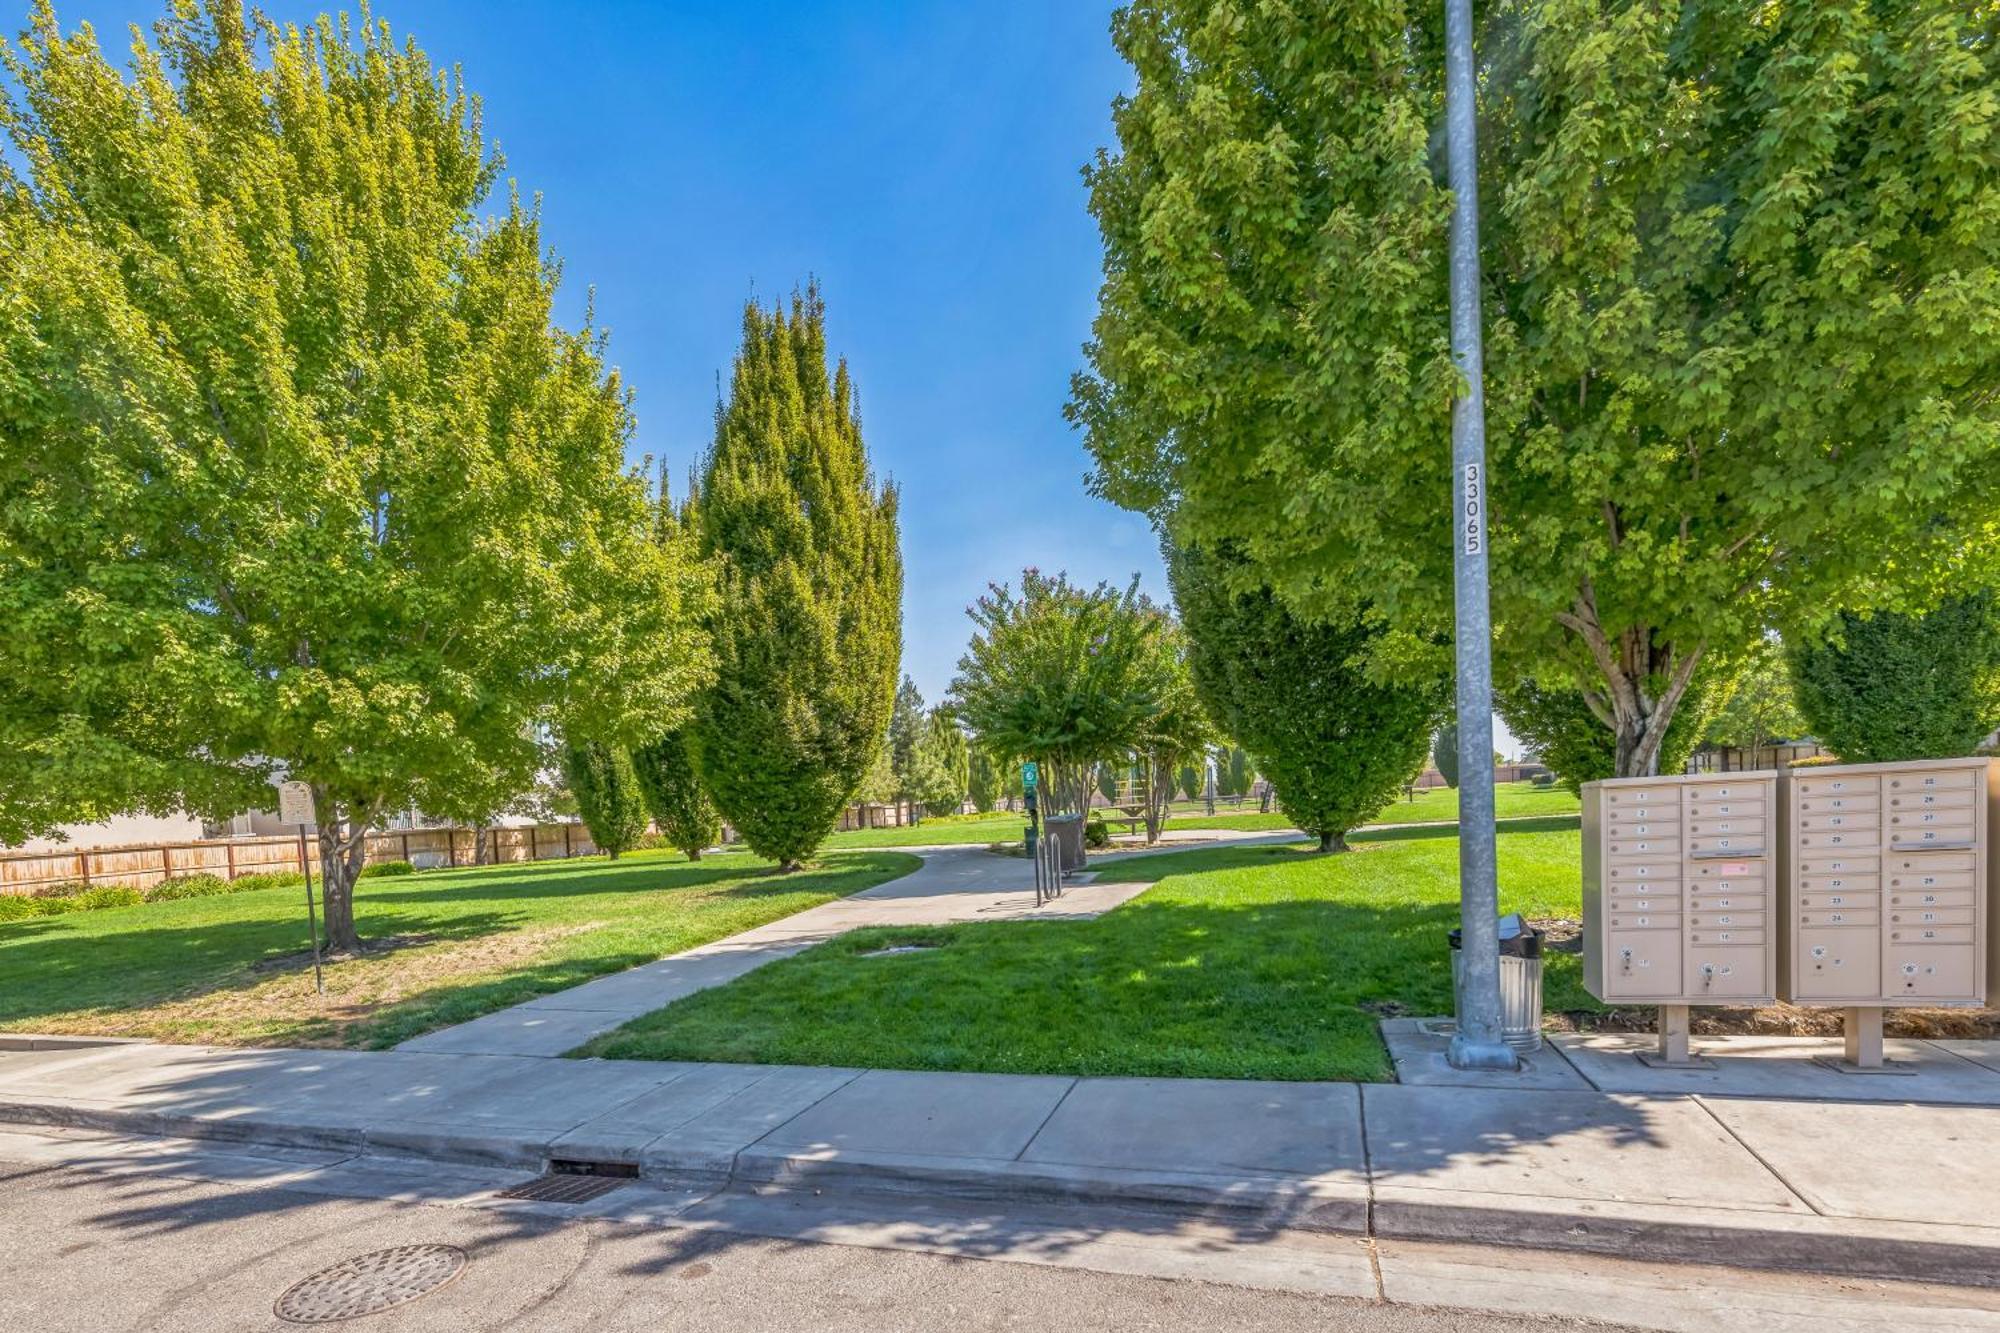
579 819 1592 1082
816 781 1580 848
0 848 918 1049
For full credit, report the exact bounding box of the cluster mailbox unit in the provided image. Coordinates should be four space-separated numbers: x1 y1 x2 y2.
1582 772 1780 1065
1584 758 1999 1069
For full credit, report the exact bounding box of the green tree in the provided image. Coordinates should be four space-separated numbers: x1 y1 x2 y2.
1212 747 1238 800
1702 637 1807 762
1177 763 1201 803
1072 0 2000 779
1432 723 1461 789
887 676 928 812
1499 674 1721 795
691 288 902 869
1226 746 1251 800
1789 598 2000 763
913 708 970 816
562 741 649 860
631 728 720 861
1170 541 1442 851
0 2 706 949
950 571 1165 816
1136 618 1217 840
966 745 1001 814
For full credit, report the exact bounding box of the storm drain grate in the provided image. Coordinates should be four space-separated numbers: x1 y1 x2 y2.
495 1169 632 1204
275 1244 467 1324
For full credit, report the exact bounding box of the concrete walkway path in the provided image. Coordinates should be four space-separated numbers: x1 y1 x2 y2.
1 1034 1996 1284
400 834 1303 1058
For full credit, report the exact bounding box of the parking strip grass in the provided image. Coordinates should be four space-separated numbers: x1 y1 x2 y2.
0 848 918 1049
578 819 1591 1082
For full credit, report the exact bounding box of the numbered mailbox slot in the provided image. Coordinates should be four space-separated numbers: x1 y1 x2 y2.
1606 859 1680 886
1888 924 1977 945
1798 907 1881 927
1607 834 1682 860
1798 929 1882 999
1889 906 1977 927
1605 931 1681 999
1688 888 1767 912
1606 910 1682 931
1887 886 1976 910
1603 785 1679 810
1797 791 1880 815
1886 787 1974 812
1686 945 1767 997
1886 770 1979 795
1886 946 1979 1000
1887 813 1977 851
1795 775 1872 798
1608 891 1679 914
1797 872 1880 913
1796 825 1883 853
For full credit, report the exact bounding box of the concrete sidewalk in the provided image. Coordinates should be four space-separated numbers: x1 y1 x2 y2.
399 835 1301 1058
1 1036 1997 1284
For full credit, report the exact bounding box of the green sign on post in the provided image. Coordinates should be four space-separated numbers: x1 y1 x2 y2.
1021 761 1038 791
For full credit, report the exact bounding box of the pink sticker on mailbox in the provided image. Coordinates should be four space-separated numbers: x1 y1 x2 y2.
1716 862 1750 875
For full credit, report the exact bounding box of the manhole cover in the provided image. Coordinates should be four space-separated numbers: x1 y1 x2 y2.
275 1244 468 1324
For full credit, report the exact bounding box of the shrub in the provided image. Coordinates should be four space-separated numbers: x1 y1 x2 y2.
228 870 305 892
1788 597 2000 763
145 873 231 902
1083 816 1111 849
359 860 415 878
0 895 46 922
1788 754 1840 769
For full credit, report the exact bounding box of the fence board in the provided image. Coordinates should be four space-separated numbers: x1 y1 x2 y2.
0 821 597 897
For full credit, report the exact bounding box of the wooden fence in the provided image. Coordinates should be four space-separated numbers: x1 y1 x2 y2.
0 821 600 897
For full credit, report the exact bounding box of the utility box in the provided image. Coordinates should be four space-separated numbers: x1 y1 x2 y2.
1779 757 1997 1011
1583 772 1780 1063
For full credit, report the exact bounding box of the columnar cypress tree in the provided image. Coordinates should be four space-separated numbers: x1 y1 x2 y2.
1170 540 1444 851
1789 597 2000 763
692 289 902 869
1432 723 1460 789
631 728 720 860
915 708 971 816
563 741 648 860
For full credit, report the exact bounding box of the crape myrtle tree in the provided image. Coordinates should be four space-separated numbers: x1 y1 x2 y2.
1169 539 1443 851
631 727 720 860
950 570 1165 817
692 288 902 869
1072 0 2000 779
0 2 707 949
1136 617 1215 841
1789 597 2000 763
1498 674 1720 795
562 740 648 860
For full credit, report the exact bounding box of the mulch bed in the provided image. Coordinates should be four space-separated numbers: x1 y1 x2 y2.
1530 917 2000 1040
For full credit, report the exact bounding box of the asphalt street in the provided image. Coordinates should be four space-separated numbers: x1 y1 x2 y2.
0 1133 1994 1333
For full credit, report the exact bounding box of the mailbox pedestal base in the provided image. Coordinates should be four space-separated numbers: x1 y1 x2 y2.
1634 1004 1717 1069
1814 1006 1914 1076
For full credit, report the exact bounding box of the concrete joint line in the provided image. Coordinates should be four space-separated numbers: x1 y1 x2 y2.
1010 1077 1081 1163
1689 1095 1822 1217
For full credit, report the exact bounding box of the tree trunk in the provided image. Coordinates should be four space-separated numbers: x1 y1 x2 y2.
313 794 370 955
686 847 702 862
1319 829 1348 853
1556 580 1705 778
1142 750 1171 844
474 825 491 866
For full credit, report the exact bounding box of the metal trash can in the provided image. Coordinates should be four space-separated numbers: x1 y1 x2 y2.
1448 914 1545 1053
1042 813 1087 873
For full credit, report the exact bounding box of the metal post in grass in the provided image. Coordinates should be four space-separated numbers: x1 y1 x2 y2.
1443 0 1517 1072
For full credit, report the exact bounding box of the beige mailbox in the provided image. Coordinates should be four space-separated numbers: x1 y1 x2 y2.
1779 757 1998 1068
1583 772 1780 1064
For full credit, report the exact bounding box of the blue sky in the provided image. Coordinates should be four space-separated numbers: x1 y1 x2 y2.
39 0 1523 759
46 0 1159 705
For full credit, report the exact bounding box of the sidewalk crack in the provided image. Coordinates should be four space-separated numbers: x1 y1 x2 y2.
1012 1078 1079 1162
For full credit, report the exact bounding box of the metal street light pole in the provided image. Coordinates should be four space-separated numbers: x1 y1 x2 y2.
1443 0 1518 1072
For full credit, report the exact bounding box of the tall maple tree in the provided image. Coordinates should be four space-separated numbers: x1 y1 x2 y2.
1073 0 2000 776
0 1 707 947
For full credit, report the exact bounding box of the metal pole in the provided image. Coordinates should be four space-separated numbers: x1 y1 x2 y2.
299 826 324 995
1444 0 1517 1071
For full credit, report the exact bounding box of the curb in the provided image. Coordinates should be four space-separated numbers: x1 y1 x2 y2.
2 1094 1996 1287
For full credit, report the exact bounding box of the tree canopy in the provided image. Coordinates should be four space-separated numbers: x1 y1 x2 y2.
949 570 1166 815
690 288 901 869
1072 0 2000 778
1789 597 2000 763
631 727 720 861
1170 539 1441 850
0 1 706 946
